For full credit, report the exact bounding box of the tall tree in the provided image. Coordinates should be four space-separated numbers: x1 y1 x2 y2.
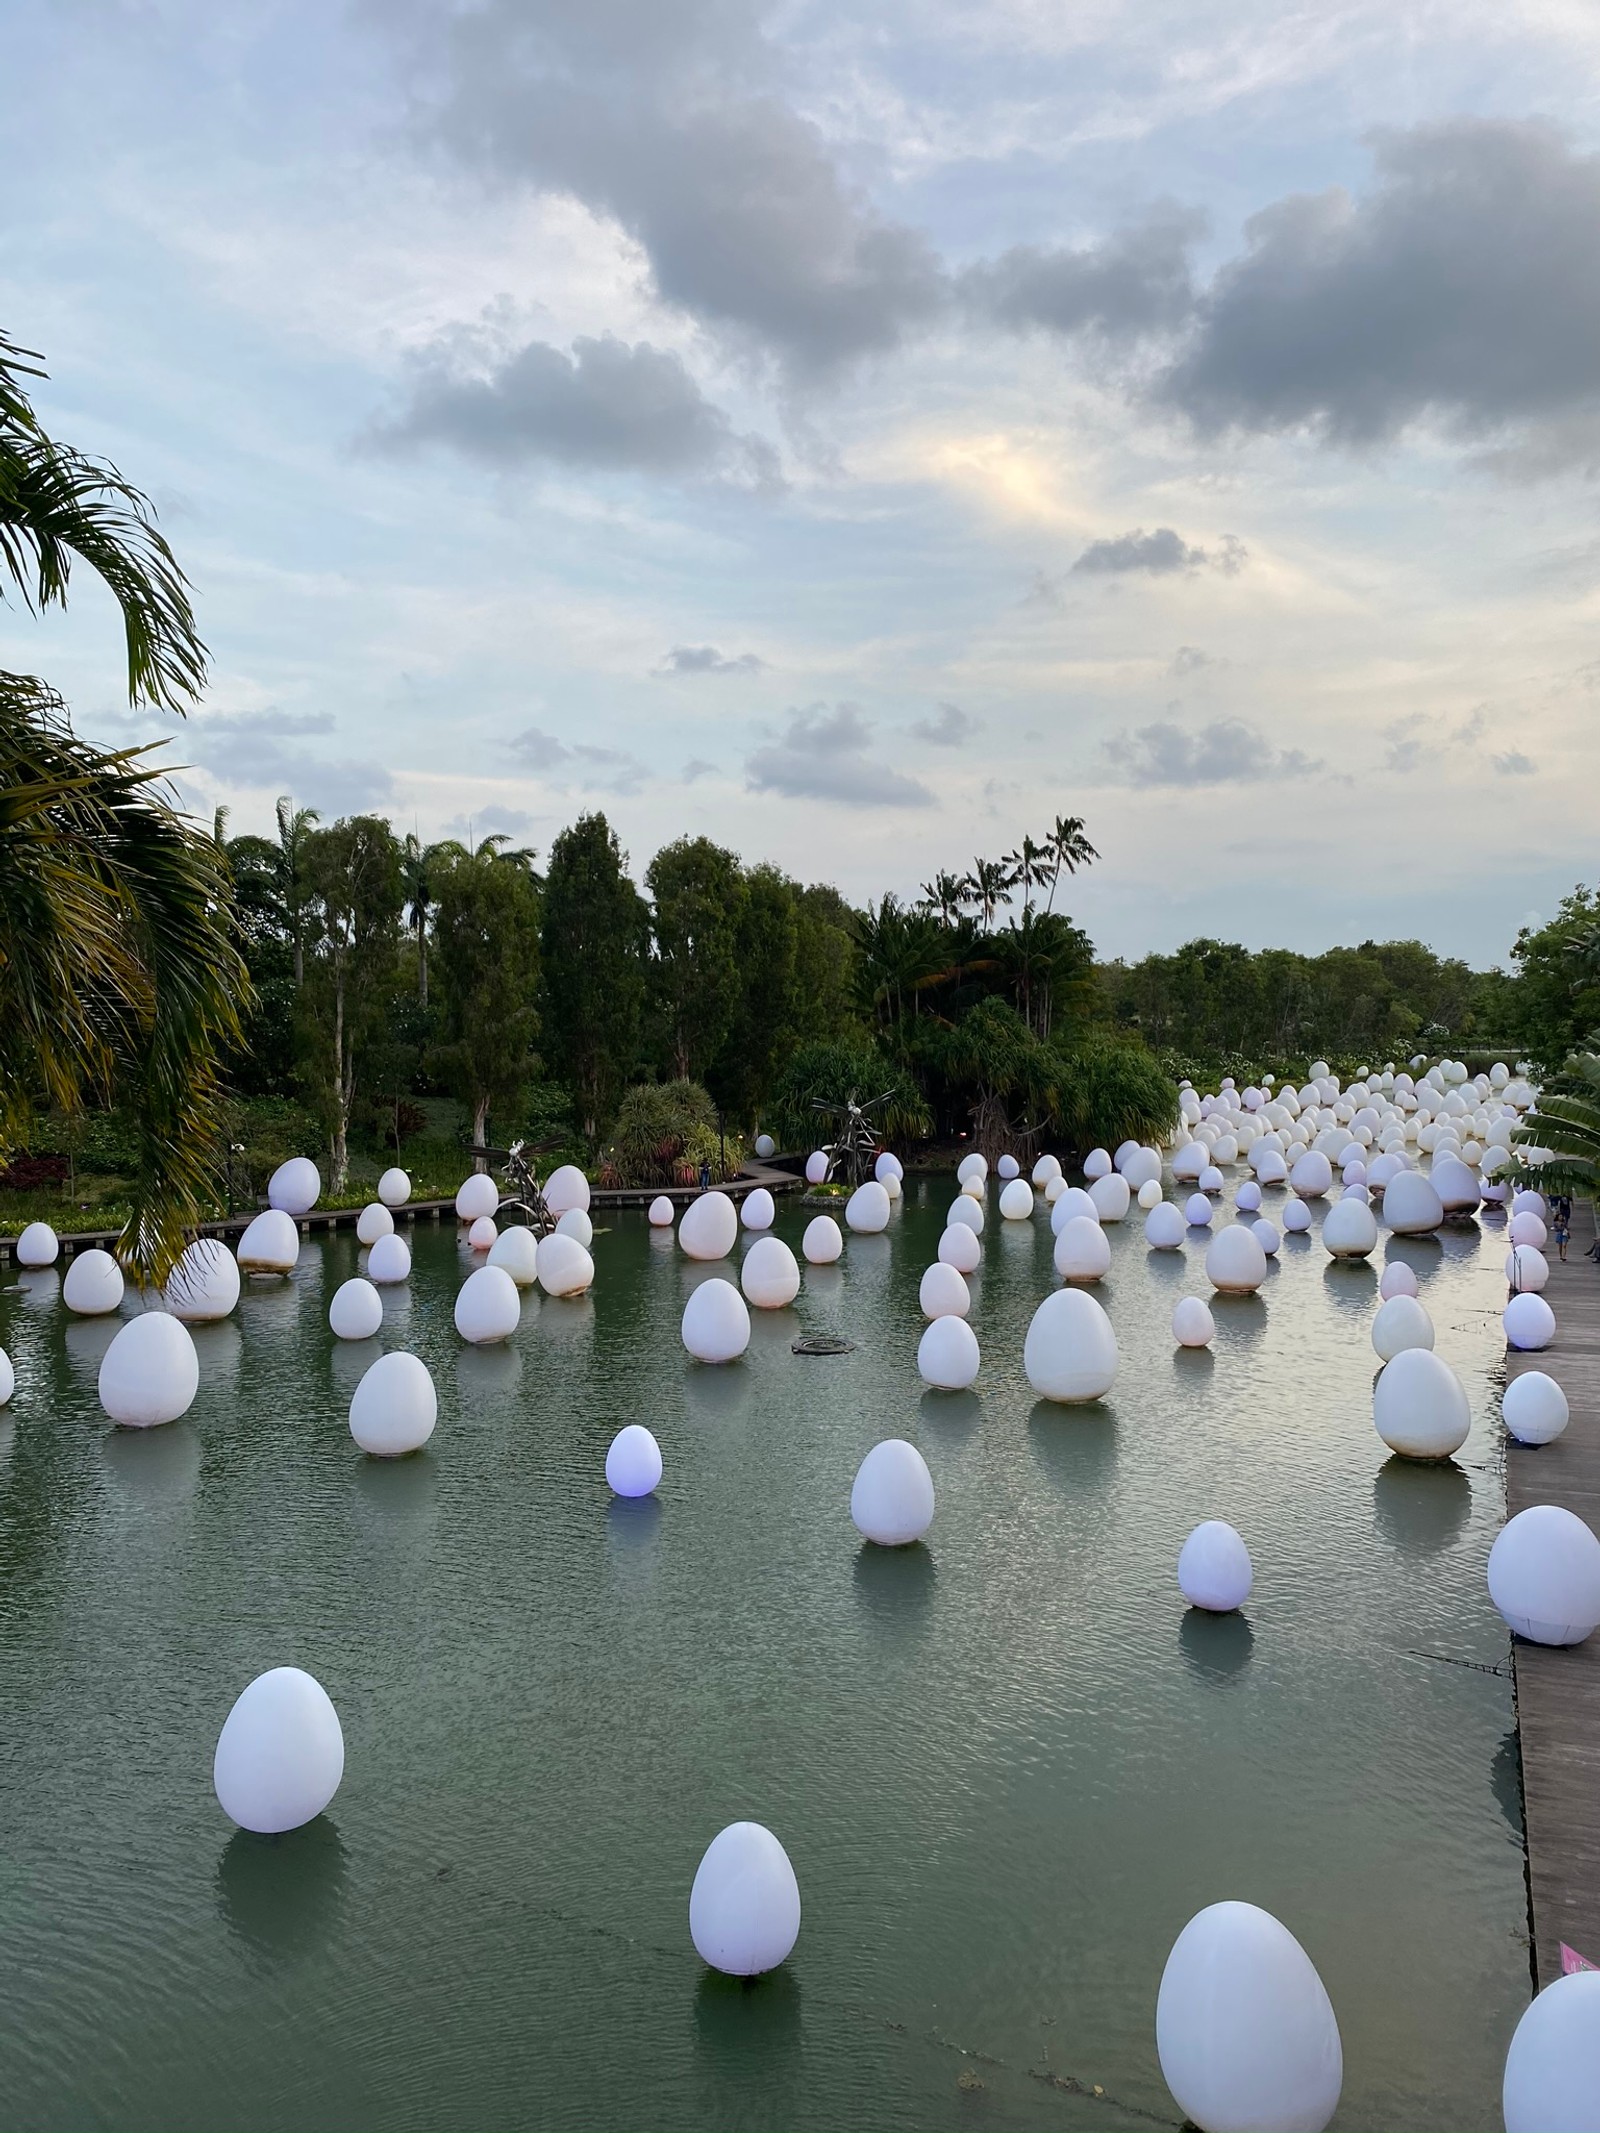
541 813 647 1140
274 795 320 988
298 815 403 1189
432 839 542 1148
647 835 743 1081
714 863 799 1125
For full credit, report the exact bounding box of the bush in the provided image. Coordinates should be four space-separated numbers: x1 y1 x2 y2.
766 1039 930 1150
1055 1043 1179 1152
611 1080 718 1185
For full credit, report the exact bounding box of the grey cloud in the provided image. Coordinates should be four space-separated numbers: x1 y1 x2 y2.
509 723 645 793
1073 528 1246 577
681 757 717 782
440 804 538 840
963 205 1203 339
188 710 395 813
657 644 766 677
373 332 780 485
1102 718 1321 787
1171 645 1223 677
746 704 932 808
910 701 977 747
1160 121 1600 446
1493 750 1538 776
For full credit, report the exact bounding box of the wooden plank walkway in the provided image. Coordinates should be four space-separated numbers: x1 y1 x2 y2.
1504 1195 1600 1986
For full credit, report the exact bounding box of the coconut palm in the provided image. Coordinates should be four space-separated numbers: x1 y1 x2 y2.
968 854 1018 931
1515 1047 1600 1199
917 870 972 928
1043 813 1098 913
275 795 321 989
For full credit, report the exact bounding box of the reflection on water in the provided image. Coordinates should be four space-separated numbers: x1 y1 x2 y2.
1178 1607 1255 1684
1372 1455 1473 1555
455 1341 523 1401
1171 1345 1216 1384
1210 1291 1269 1347
1491 1729 1524 1839
329 1336 382 1397
353 1450 438 1542
100 1420 201 1507
852 1537 937 1634
692 1965 803 2098
15 1270 60 1313
1027 1400 1117 1503
682 1359 752 1428
63 1314 122 1377
189 1317 244 1393
216 1818 348 1962
918 1387 981 1434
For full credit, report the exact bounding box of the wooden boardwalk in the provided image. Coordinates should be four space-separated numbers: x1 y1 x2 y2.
1504 1195 1600 1986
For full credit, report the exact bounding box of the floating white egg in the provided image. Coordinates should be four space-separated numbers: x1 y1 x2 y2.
16 1221 59 1268
1083 1148 1112 1180
1254 1148 1288 1186
99 1312 199 1428
1032 1154 1063 1187
1503 1371 1569 1446
741 1236 800 1309
1509 1212 1548 1249
1502 1968 1600 2133
378 1167 411 1208
803 1215 843 1265
455 1263 520 1343
1055 1216 1111 1283
467 1215 499 1252
366 1232 412 1285
63 1247 124 1316
648 1195 676 1227
556 1207 594 1248
1185 1194 1214 1228
0 1348 12 1405
1322 1198 1378 1258
1488 1504 1600 1644
267 1157 321 1216
1145 1203 1186 1250
998 1178 1034 1221
536 1232 594 1297
1373 1347 1470 1459
1137 1178 1164 1211
1024 1289 1118 1403
1282 1200 1312 1234
1289 1151 1333 1200
1504 1293 1556 1350
680 1191 738 1260
164 1238 239 1322
1205 1226 1268 1294
329 1276 383 1340
1125 1147 1164 1190
957 1152 988 1186
1156 1901 1342 2133
1372 1294 1434 1360
846 1180 891 1233
919 1262 970 1319
1199 1165 1226 1195
357 1202 394 1246
1172 1297 1215 1349
455 1172 499 1222
947 1196 984 1235
682 1278 750 1363
1430 1154 1480 1215
875 1151 904 1184
487 1225 540 1286
805 1150 829 1185
1378 1262 1418 1300
1383 1171 1444 1235
936 1222 980 1273
349 1350 436 1455
1506 1245 1549 1294
689 1822 800 1976
1236 1181 1262 1213
1512 1189 1547 1219
213 1666 344 1833
754 1133 776 1160
997 1153 1020 1181
1089 1173 1131 1223
544 1165 591 1217
741 1189 776 1232
852 1438 936 1542
918 1315 979 1389
1251 1219 1280 1256
606 1424 662 1498
237 1208 299 1272
1173 1144 1208 1182
1178 1520 1251 1609
1052 1187 1099 1231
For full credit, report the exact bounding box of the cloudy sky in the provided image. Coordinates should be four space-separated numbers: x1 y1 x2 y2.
5 0 1599 964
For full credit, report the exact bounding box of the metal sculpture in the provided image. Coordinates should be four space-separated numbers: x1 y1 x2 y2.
499 1139 556 1237
812 1089 890 1188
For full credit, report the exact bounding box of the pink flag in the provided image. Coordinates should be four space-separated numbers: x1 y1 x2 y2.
1560 1942 1596 1974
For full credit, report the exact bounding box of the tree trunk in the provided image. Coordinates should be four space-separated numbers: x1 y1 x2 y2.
418 927 428 1008
472 1094 490 1149
293 930 304 988
330 968 349 1192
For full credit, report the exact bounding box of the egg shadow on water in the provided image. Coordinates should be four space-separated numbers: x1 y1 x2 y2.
852 1538 936 1635
606 1492 662 1571
1491 1728 1524 1839
1143 1250 1188 1287
1178 1607 1255 1685
1027 1400 1116 1506
217 1817 348 1963
353 1451 438 1541
1209 1292 1269 1348
101 1422 201 1509
683 1360 752 1427
1372 1455 1473 1556
1172 1345 1216 1383
455 1341 523 1401
328 1336 382 1398
1382 1236 1442 1287
692 1964 803 2094
63 1313 122 1377
1321 1260 1378 1314
918 1387 981 1435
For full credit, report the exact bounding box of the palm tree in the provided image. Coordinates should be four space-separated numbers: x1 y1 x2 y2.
1 329 248 1282
1515 1048 1600 1198
1043 813 1098 914
275 795 321 988
917 870 972 929
968 855 1018 931
1003 834 1055 919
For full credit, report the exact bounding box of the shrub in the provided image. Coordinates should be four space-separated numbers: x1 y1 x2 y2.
1054 1043 1180 1152
767 1039 930 1149
612 1080 718 1185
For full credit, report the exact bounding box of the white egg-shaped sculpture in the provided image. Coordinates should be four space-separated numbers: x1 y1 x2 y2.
852 1438 935 1542
1509 1212 1548 1249
1289 1151 1333 1200
805 1150 829 1186
1254 1148 1289 1186
803 1215 844 1265
741 1235 800 1309
754 1133 776 1160
1512 1189 1548 1218
947 1196 984 1235
0 1349 12 1405
1383 1170 1444 1235
1145 1202 1186 1250
378 1166 411 1209
357 1202 394 1246
1137 1178 1164 1211
1172 1297 1215 1349
99 1312 199 1428
1322 1197 1378 1258
918 1311 981 1391
1506 1245 1550 1294
606 1423 662 1498
64 1247 124 1317
1055 1216 1111 1283
455 1263 520 1344
1503 1371 1569 1446
213 1667 344 1834
1156 1901 1342 2133
237 1208 299 1272
1024 1288 1118 1403
467 1214 499 1252
1489 1504 1600 1645
1503 1969 1600 2133
1178 1520 1252 1609
1282 1199 1312 1234
1052 1187 1100 1231
164 1238 239 1322
350 1350 436 1455
329 1275 383 1340
16 1221 59 1268
648 1194 676 1227
1125 1147 1164 1191
1378 1262 1418 1300
741 1188 776 1232
1205 1226 1268 1294
1371 1293 1434 1360
919 1262 971 1319
1185 1193 1214 1229
556 1207 594 1247
957 1152 988 1186
487 1224 540 1287
883 1173 902 1203
455 1172 498 1222
1236 1181 1262 1213
1032 1153 1063 1187
937 1222 980 1273
1505 1293 1556 1351
680 1191 738 1260
1173 1143 1208 1182
366 1232 412 1285
1089 1173 1131 1223
267 1157 321 1216
1199 1165 1226 1196
996 1153 1020 1181
1373 1346 1470 1459
1368 1153 1403 1191
689 1822 800 1976
1430 1153 1480 1215
1082 1148 1112 1180
998 1178 1034 1221
874 1151 904 1184
959 1172 985 1203
846 1180 891 1233
1252 1218 1280 1256
682 1277 749 1364
536 1232 595 1298
543 1164 591 1218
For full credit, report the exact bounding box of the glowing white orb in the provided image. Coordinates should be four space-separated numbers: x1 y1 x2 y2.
1322 1198 1378 1258
455 1172 498 1222
607 1424 662 1497
357 1202 394 1246
487 1225 540 1286
1512 1190 1548 1219
1083 1148 1112 1180
1125 1147 1164 1190
1024 1288 1118 1403
1156 1901 1342 2133
1032 1154 1063 1187
1089 1173 1131 1223
237 1209 298 1272
1430 1154 1480 1215
64 1248 124 1317
1145 1203 1186 1250
1185 1193 1214 1228
682 1277 750 1363
1255 1148 1289 1186
1489 1504 1600 1644
1509 1213 1548 1248
1283 1200 1312 1234
754 1133 776 1160
1206 1226 1267 1294
378 1167 411 1208
1178 1519 1251 1608
852 1437 935 1541
1172 1297 1215 1348
1052 1187 1099 1230
919 1262 970 1319
366 1232 412 1285
16 1222 58 1268
804 1216 843 1265
1378 1262 1418 1300
680 1191 738 1261
1503 1371 1569 1446
1055 1215 1111 1283
467 1215 499 1252
267 1157 321 1215
455 1264 520 1343
349 1350 436 1456
689 1822 800 1976
648 1195 675 1227
1199 1165 1226 1195
556 1207 594 1247
544 1165 591 1217
329 1276 383 1340
741 1236 800 1309
741 1188 776 1232
957 1153 988 1186
846 1181 891 1233
99 1312 199 1428
1383 1171 1444 1235
937 1223 980 1273
1289 1151 1333 1200
997 1153 1020 1181
947 1196 985 1235
213 1667 343 1833
1503 1968 1600 2133
1252 1219 1280 1256
875 1151 903 1184
163 1238 239 1322
1138 1178 1164 1210
1372 1293 1434 1361
536 1233 594 1297
1236 1181 1262 1212
1506 1245 1549 1294
1373 1347 1470 1459
0 1349 12 1405
1505 1292 1556 1350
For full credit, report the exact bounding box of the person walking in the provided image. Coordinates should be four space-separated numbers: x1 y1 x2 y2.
1552 1193 1572 1262
698 1156 712 1194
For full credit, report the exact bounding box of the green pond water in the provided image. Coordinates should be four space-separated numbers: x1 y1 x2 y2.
0 1182 1528 2131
